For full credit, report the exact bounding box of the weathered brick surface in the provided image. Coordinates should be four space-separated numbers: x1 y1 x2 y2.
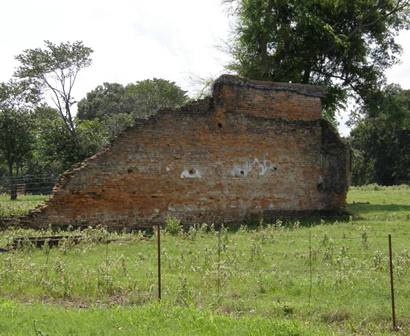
24 75 350 229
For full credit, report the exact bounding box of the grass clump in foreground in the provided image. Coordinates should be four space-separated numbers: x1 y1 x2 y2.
0 186 409 335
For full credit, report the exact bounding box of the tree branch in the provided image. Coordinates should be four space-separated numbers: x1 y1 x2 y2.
350 0 410 36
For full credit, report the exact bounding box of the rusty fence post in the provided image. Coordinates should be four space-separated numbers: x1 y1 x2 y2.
388 234 398 331
10 177 17 200
157 223 161 301
217 228 221 298
308 231 312 306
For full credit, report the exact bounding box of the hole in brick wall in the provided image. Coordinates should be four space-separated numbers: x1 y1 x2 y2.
127 168 133 174
217 122 223 128
240 170 245 175
274 167 277 171
189 169 196 175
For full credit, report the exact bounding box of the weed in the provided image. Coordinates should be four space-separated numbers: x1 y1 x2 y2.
175 276 193 306
373 250 385 271
165 216 181 235
33 320 49 336
360 226 369 249
321 309 351 323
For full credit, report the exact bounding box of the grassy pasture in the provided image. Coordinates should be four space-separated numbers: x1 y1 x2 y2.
0 194 49 218
0 186 409 335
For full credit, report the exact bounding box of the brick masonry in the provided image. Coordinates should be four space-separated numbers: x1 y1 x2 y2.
24 75 350 229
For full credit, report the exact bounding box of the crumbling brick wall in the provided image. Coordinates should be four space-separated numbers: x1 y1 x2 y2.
25 75 350 229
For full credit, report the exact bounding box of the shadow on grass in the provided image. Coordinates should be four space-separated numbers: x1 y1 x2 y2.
212 210 353 232
347 203 410 215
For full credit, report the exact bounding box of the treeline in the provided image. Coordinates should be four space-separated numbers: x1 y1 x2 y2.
349 85 410 185
0 41 188 182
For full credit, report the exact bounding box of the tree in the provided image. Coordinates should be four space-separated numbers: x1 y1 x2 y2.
0 109 34 199
29 106 110 174
0 82 35 199
0 109 33 177
76 82 134 138
28 106 76 174
350 85 410 185
123 78 188 119
100 113 134 139
77 82 129 120
14 40 93 143
225 0 410 120
78 79 188 117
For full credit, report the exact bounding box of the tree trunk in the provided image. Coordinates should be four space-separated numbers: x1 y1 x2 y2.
302 65 311 83
10 183 17 201
8 163 17 201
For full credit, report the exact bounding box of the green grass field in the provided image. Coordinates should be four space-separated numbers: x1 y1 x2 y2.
0 186 409 335
0 194 49 218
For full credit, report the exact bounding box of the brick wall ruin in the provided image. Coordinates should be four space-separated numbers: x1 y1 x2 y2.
25 75 350 229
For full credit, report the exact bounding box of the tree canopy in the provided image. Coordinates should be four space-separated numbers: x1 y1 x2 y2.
0 82 35 179
350 85 410 185
77 79 188 138
14 40 93 137
77 78 188 121
1 40 189 181
226 0 410 119
26 106 109 174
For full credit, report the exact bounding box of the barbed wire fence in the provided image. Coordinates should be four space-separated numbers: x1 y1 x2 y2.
0 174 57 198
0 224 408 331
148 228 408 331
0 176 409 331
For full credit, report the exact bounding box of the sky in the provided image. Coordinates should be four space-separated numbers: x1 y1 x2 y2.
1 0 409 135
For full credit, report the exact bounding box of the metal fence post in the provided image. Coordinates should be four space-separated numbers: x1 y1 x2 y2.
308 230 312 305
157 223 161 301
388 234 398 331
217 228 221 298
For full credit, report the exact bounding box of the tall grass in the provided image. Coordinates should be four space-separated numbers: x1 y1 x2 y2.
0 187 408 335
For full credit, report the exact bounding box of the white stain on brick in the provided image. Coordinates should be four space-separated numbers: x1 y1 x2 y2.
231 158 277 177
180 168 202 179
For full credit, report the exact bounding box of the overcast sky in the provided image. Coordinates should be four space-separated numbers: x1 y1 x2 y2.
1 0 409 135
